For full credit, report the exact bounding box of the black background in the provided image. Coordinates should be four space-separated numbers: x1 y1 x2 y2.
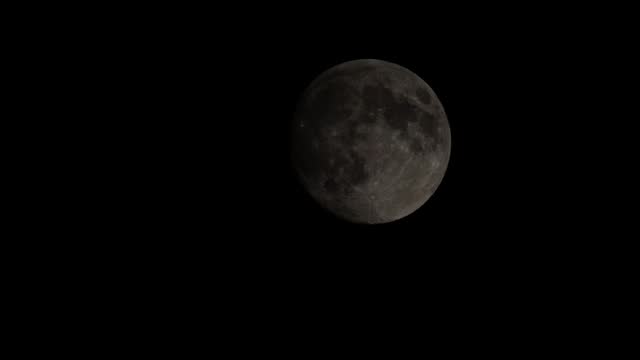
70 7 633 335
106 16 620 266
123 23 594 241
7 5 634 351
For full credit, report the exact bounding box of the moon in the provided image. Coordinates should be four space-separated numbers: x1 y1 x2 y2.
292 59 451 224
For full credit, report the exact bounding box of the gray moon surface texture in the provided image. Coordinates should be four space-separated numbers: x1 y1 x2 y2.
292 59 451 224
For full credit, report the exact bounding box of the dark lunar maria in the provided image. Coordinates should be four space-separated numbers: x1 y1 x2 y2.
292 59 451 224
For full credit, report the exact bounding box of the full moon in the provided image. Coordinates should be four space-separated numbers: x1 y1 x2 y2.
292 59 451 224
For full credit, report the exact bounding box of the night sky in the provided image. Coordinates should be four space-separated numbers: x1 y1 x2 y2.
108 10 628 322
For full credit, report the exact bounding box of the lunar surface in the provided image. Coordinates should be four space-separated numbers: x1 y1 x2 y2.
292 59 451 224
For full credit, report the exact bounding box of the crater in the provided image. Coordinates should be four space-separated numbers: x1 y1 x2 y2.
308 81 358 127
384 97 415 132
324 178 340 193
340 123 366 148
417 110 438 137
416 87 432 105
409 138 424 153
347 151 368 185
362 84 394 108
359 110 377 124
318 149 369 197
